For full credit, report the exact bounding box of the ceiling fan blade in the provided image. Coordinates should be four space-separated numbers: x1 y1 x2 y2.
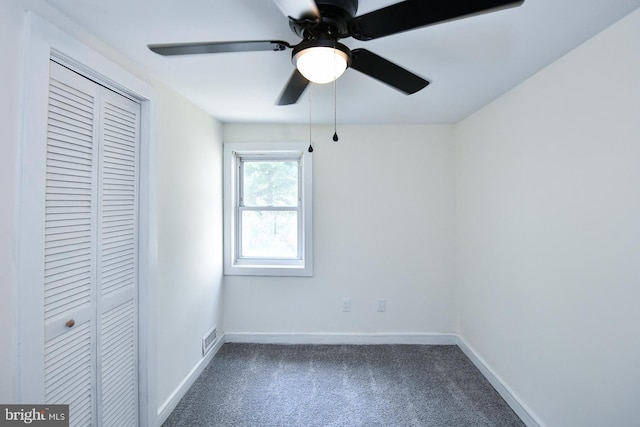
148 40 291 56
350 49 429 95
273 0 320 20
276 69 310 105
349 0 525 41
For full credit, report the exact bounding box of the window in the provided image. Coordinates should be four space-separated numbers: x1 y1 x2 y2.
223 142 313 276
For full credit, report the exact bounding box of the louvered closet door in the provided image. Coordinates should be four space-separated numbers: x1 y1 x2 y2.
45 62 100 427
44 60 140 427
96 89 140 427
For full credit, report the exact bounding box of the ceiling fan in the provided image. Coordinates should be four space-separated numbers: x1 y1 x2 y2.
148 0 525 106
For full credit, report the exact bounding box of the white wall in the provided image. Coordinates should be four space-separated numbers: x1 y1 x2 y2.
0 0 27 403
156 86 223 408
456 9 640 427
223 124 456 337
0 1 224 422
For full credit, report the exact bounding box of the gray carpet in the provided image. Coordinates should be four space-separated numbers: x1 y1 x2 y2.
163 344 524 427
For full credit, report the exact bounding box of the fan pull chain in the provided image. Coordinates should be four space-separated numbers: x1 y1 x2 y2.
308 86 313 153
333 47 339 142
333 78 339 142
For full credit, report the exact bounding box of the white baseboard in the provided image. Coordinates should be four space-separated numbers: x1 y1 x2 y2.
456 336 544 427
224 332 458 345
156 336 225 426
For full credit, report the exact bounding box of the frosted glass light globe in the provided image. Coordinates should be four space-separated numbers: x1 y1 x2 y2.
294 47 349 84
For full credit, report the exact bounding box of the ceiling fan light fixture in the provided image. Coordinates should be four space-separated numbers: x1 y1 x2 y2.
293 42 351 84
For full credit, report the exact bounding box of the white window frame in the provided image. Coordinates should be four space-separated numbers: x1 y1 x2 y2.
223 142 313 276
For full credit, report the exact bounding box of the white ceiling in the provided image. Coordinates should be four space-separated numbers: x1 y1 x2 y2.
44 0 640 124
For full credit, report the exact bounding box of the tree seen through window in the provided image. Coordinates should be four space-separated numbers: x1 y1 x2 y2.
241 160 299 258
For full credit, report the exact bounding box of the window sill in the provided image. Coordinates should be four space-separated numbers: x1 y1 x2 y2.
224 263 313 277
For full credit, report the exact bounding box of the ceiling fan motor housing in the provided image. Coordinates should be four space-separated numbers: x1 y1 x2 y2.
316 0 358 18
289 0 359 40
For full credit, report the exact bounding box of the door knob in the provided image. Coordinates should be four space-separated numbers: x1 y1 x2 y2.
65 319 75 328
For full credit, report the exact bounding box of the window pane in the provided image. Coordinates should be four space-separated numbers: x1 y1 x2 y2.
241 211 298 258
243 161 298 207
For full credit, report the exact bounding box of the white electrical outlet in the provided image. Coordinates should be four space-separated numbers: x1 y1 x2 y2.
377 299 386 312
342 298 351 312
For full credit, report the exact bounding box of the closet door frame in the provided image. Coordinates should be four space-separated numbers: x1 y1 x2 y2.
18 12 158 427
